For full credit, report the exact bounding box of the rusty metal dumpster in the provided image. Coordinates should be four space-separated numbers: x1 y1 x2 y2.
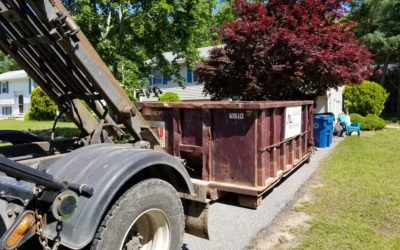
137 101 314 208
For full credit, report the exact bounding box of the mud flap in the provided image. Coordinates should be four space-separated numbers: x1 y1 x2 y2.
0 199 9 236
182 200 209 239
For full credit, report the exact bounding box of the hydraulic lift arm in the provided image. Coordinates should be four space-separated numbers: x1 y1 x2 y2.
0 0 160 147
0 2 209 248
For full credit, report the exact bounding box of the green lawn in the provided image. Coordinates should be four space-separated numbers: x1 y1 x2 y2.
0 120 79 142
295 129 400 250
0 120 76 130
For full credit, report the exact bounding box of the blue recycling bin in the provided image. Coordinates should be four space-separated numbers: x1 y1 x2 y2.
313 114 335 148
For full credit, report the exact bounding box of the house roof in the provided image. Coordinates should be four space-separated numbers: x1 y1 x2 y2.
141 84 210 101
0 70 28 81
146 45 224 66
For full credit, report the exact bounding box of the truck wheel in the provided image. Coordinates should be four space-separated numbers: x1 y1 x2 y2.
91 179 184 250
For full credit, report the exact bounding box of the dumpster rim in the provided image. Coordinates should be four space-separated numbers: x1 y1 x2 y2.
136 100 314 109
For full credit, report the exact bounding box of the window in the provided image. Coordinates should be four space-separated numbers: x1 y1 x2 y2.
153 70 163 85
162 76 168 85
148 70 170 85
186 67 198 84
1 106 12 116
1 82 9 94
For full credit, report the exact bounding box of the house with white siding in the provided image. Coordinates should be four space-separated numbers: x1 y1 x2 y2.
315 86 345 119
142 46 223 101
142 46 344 118
0 70 37 119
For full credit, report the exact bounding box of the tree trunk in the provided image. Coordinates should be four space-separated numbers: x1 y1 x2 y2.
101 10 112 39
117 4 126 52
379 55 390 84
397 62 400 114
111 3 126 78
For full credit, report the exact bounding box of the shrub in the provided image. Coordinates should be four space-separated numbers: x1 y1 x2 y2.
344 80 389 116
158 92 180 102
349 113 386 131
29 88 58 121
349 113 363 124
24 112 31 121
362 114 386 131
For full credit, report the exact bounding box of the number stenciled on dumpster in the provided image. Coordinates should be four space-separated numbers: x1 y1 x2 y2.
285 106 302 139
229 113 244 120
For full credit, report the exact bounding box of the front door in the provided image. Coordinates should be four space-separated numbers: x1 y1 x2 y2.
18 95 24 114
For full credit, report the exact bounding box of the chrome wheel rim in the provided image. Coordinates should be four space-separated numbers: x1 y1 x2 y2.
121 209 171 250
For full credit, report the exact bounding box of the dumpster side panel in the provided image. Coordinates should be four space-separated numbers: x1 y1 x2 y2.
211 109 258 186
258 105 313 187
302 105 311 154
181 109 203 146
277 108 287 172
272 108 284 177
142 107 174 154
257 110 267 186
260 109 273 184
139 101 313 199
201 109 212 181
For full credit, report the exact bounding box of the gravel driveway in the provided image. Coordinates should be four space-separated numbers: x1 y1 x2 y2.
183 137 342 250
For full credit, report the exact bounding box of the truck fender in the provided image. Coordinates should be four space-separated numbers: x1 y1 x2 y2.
43 144 194 249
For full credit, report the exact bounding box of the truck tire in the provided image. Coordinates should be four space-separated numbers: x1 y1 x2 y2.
91 179 184 250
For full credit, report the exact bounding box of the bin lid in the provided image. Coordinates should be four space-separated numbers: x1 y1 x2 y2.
314 114 335 122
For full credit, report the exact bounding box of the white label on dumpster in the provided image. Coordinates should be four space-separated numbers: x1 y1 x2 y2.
285 106 302 139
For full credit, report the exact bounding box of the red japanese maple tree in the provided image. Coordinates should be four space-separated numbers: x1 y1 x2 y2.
196 0 373 100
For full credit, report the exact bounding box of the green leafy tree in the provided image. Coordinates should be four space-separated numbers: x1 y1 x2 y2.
344 80 389 116
61 0 229 97
0 52 19 74
197 0 372 100
347 0 400 84
29 88 58 121
209 0 236 42
3 1 235 99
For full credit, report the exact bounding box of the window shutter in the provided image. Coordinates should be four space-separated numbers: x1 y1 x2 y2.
187 67 193 84
153 70 162 84
162 75 168 85
29 79 32 94
5 82 9 93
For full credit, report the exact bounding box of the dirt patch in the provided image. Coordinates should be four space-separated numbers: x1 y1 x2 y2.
386 125 400 129
250 211 312 250
250 178 321 250
360 131 376 137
